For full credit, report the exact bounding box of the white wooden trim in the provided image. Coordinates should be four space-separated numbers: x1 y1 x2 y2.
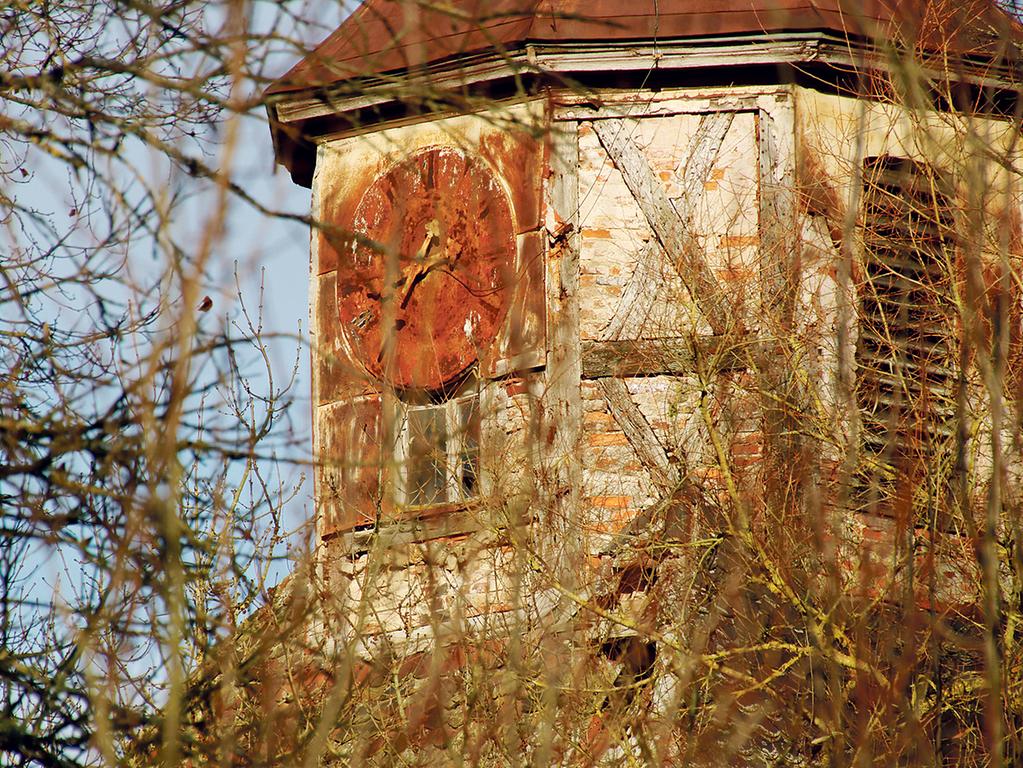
271 33 1021 128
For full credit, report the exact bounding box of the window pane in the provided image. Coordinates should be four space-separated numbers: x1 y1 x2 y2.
457 395 480 499
406 406 446 505
398 376 481 508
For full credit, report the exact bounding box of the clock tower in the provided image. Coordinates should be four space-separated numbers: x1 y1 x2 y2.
263 1 1023 762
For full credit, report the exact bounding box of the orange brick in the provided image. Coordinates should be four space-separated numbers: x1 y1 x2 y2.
732 440 761 456
718 267 753 282
711 168 726 180
589 495 631 509
582 227 613 239
861 525 887 543
503 377 529 397
589 432 629 446
591 506 640 532
704 181 719 191
584 411 614 427
719 235 760 248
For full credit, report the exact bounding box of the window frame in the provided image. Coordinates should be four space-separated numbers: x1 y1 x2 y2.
393 374 481 510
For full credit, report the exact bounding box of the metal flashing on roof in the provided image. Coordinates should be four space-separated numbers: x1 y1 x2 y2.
270 0 1022 94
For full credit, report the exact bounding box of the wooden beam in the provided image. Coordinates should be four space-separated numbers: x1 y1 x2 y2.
598 378 679 494
757 103 808 514
678 111 734 207
599 240 662 341
555 95 766 120
581 337 745 379
539 120 584 587
591 115 734 334
758 106 797 322
334 506 491 554
600 111 734 342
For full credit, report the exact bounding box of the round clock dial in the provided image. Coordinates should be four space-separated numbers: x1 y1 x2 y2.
337 147 516 390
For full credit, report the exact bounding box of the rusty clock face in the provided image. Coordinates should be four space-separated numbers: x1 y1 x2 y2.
337 147 516 390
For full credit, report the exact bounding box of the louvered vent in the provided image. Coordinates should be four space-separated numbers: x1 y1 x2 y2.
855 156 957 512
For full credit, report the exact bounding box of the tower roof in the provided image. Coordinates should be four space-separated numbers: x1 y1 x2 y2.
267 0 1023 184
269 0 1019 94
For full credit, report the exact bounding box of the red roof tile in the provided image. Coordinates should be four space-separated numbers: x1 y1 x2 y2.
268 0 1022 94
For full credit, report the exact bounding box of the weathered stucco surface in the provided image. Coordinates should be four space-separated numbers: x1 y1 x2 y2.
309 83 1022 653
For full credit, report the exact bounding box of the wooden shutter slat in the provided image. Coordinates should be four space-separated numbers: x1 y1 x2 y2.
856 155 957 506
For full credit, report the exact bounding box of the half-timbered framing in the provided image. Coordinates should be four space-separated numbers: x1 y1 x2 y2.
260 1 1023 763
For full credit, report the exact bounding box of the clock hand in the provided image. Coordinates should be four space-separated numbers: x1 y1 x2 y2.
389 218 439 293
399 251 451 309
399 219 447 309
415 219 441 262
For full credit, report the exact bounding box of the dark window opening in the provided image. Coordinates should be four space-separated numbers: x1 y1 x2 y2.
597 637 657 714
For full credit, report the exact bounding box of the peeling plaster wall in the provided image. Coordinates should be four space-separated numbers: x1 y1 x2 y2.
575 109 760 341
571 88 792 556
308 101 549 653
308 83 1022 651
